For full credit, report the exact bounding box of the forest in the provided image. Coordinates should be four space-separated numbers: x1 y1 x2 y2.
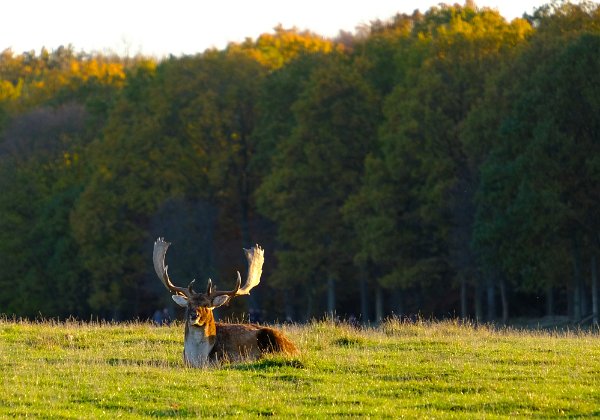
0 1 598 324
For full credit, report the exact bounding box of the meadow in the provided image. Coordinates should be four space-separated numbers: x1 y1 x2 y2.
1 317 599 418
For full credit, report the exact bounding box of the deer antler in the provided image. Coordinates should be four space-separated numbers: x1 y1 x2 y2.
153 237 194 298
154 238 264 301
209 244 264 299
239 244 264 295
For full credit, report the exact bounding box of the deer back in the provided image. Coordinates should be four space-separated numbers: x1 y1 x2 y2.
211 323 298 362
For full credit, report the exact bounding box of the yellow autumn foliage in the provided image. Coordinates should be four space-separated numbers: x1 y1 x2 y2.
228 25 342 69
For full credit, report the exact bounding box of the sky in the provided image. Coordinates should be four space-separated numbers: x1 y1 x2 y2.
0 1 588 58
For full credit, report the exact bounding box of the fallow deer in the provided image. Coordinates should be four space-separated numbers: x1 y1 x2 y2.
153 237 297 367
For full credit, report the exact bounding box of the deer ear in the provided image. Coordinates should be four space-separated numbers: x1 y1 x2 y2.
211 295 230 308
172 294 188 307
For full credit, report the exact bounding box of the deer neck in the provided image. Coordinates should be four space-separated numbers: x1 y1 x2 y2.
183 308 217 367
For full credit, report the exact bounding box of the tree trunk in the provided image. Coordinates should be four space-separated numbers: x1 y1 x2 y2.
592 253 598 326
327 277 336 319
545 286 554 317
581 278 588 319
375 284 384 323
474 276 483 323
486 273 496 322
284 288 294 322
359 274 369 325
449 174 476 322
567 276 574 320
392 288 403 318
305 290 313 322
572 234 583 322
499 276 509 324
460 277 468 319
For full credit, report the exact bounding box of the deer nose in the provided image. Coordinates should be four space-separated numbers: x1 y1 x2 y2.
190 312 204 327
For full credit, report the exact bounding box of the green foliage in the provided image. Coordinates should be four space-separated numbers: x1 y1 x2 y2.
474 31 600 292
256 53 378 314
72 59 197 316
70 50 271 317
228 25 340 70
252 52 331 178
345 5 532 313
0 103 92 318
1 3 600 321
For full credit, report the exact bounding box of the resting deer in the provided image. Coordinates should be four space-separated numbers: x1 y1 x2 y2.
153 237 297 367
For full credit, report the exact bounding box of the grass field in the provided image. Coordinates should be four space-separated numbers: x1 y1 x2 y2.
1 318 599 418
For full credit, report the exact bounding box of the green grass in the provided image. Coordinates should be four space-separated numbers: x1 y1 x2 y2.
1 318 599 418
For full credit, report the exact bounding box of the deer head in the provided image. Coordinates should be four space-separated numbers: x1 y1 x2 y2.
152 237 264 326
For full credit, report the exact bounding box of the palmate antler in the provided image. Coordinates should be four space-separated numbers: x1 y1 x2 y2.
240 245 264 294
152 237 264 300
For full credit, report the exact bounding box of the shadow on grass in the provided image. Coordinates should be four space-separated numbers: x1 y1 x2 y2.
106 357 177 368
332 336 365 347
230 357 305 371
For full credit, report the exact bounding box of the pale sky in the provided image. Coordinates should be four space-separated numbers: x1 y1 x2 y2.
0 1 588 58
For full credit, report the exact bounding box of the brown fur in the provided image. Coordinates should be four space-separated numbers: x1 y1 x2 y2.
208 322 298 363
256 327 298 355
182 303 298 366
192 307 217 336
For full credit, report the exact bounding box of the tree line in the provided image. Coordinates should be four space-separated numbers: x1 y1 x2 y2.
0 2 598 324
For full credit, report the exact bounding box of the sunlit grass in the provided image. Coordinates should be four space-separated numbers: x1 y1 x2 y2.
1 317 599 418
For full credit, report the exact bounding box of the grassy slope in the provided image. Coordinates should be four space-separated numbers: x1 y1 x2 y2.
1 318 599 418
